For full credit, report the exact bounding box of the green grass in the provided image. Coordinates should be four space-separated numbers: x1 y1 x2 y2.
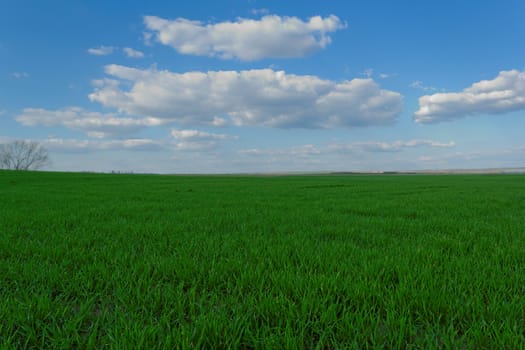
1 170 524 349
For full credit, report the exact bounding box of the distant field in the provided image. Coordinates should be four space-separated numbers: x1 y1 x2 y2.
1 170 524 348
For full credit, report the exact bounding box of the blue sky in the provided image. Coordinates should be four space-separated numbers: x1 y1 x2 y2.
1 0 524 173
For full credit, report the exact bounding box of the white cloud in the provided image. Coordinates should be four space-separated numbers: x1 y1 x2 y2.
143 14 345 61
328 139 455 153
123 47 144 58
11 72 30 79
236 139 456 171
15 107 164 138
239 139 454 158
87 46 115 56
171 128 237 151
44 137 163 152
171 128 235 140
143 32 154 46
89 65 403 128
14 133 234 154
415 69 525 123
416 152 481 164
250 8 270 16
361 70 396 80
410 80 437 92
172 141 217 152
379 73 396 79
239 144 322 157
362 68 374 78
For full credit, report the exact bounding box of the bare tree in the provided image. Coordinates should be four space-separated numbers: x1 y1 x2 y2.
0 140 50 170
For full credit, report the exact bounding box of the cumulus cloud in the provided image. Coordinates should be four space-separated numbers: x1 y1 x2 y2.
415 69 525 123
143 14 345 61
123 47 144 58
87 46 115 56
89 65 403 128
171 128 237 151
15 107 164 138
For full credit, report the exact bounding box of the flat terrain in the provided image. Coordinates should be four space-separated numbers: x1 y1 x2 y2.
1 171 524 348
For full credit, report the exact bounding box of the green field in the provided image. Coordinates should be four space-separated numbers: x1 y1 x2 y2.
1 170 524 348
